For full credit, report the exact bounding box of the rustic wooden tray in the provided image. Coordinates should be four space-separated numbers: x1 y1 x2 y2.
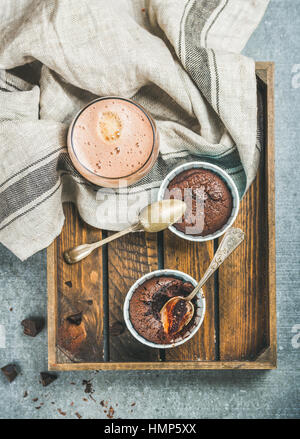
47 62 276 370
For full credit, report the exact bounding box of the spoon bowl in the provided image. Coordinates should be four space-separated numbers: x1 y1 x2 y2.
139 199 186 233
160 296 194 336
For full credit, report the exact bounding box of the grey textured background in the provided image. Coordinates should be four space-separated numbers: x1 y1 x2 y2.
0 0 299 419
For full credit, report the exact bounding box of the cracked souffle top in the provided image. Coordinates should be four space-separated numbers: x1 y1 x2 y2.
129 276 196 344
166 168 233 236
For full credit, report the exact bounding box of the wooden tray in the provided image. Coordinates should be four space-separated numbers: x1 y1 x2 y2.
47 62 276 370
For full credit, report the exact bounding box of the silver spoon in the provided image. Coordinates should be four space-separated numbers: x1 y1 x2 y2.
64 199 186 264
160 228 245 336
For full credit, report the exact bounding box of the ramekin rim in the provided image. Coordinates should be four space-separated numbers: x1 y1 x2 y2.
123 269 206 349
157 161 240 242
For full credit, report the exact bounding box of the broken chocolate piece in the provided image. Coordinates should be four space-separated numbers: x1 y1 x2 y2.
40 372 57 387
82 379 94 394
107 406 115 419
21 318 44 337
67 312 82 326
109 321 125 336
1 364 18 382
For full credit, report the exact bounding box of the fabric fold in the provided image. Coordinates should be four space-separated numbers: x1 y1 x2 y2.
0 0 270 260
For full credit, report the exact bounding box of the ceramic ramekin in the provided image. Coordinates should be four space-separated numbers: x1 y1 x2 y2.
157 161 240 242
123 269 206 349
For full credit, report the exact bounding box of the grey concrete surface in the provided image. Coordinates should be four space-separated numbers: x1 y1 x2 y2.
0 0 299 419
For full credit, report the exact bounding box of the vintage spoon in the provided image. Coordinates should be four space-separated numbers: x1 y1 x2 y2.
64 199 186 264
160 228 245 336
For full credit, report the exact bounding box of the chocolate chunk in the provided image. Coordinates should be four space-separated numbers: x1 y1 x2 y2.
67 312 82 326
82 379 94 394
65 280 72 288
1 364 18 382
109 321 125 336
40 372 57 387
21 318 44 337
107 406 115 419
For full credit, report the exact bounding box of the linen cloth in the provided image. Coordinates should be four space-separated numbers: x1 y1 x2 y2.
0 0 270 260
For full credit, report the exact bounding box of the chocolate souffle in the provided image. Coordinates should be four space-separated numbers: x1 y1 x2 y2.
166 168 233 236
129 276 196 344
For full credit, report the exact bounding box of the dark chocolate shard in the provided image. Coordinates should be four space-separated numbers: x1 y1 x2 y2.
109 321 125 336
40 372 57 387
21 318 44 337
67 312 83 326
82 379 94 394
1 364 18 382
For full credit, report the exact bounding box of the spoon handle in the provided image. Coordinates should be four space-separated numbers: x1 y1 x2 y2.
185 228 245 301
64 223 139 264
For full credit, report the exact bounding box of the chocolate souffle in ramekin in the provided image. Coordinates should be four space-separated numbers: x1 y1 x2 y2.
166 168 233 236
129 276 197 344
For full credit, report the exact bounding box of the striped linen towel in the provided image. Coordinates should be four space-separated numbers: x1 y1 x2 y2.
0 0 269 260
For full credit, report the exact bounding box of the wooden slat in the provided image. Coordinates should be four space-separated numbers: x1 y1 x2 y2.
217 63 276 363
49 359 276 371
47 239 58 368
258 62 277 365
56 203 104 362
163 231 216 361
218 159 269 360
108 231 160 362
